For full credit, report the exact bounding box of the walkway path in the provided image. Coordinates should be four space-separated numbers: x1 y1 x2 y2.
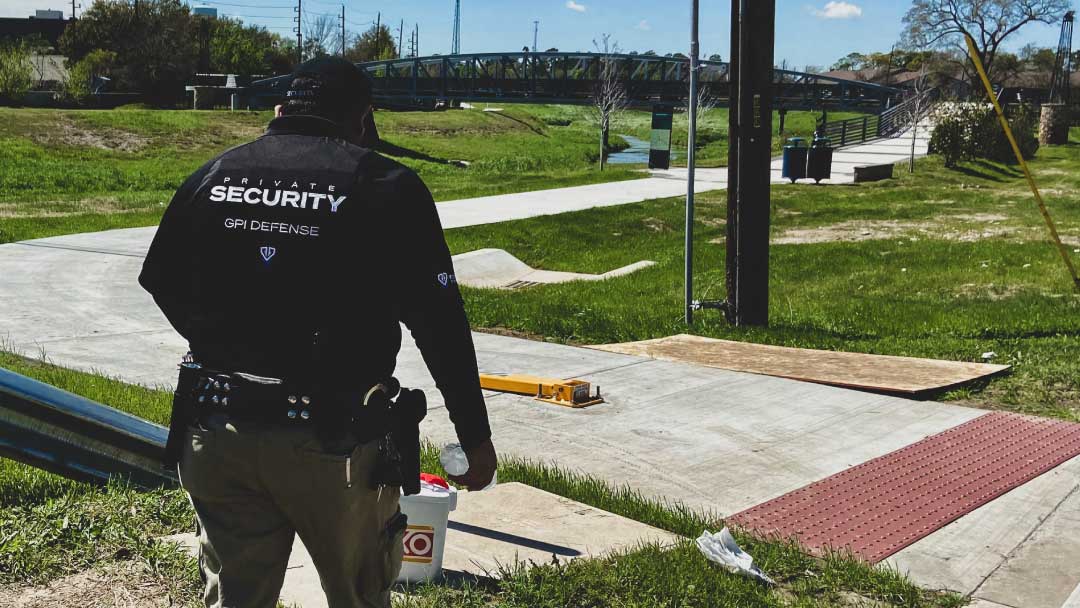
442 124 931 228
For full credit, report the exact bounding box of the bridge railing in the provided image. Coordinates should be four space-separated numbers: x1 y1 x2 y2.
249 52 902 112
818 88 940 148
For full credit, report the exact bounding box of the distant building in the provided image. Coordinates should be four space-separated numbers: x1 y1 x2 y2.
0 13 72 48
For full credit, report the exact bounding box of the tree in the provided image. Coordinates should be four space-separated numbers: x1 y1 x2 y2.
64 48 117 101
587 34 627 171
210 18 293 75
60 0 198 104
899 68 933 173
22 34 53 89
303 14 339 59
902 0 1071 85
831 52 868 71
345 24 397 62
1020 44 1057 89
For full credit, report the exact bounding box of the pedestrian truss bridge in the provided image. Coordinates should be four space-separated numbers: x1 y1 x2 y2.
250 52 901 112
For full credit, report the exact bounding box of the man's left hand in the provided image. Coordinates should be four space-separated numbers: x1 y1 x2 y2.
447 438 497 491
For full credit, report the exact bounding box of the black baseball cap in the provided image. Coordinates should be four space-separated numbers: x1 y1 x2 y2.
285 57 374 114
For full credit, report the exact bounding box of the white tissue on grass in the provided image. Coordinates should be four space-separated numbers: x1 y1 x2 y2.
696 528 776 585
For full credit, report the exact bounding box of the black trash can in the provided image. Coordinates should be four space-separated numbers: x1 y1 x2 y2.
807 136 834 183
781 137 808 183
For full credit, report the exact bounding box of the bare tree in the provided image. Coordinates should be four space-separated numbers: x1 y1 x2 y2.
303 14 340 59
899 69 935 173
686 80 719 128
903 0 1070 85
587 34 627 171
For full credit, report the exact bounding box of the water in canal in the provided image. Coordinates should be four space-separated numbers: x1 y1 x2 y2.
606 135 681 165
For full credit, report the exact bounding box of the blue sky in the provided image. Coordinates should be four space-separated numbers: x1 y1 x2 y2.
5 0 1072 69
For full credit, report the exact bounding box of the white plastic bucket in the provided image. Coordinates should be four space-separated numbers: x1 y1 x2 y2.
397 477 457 584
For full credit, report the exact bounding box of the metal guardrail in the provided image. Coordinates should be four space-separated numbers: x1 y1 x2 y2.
0 366 177 490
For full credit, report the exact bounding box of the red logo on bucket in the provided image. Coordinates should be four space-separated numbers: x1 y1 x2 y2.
403 525 434 564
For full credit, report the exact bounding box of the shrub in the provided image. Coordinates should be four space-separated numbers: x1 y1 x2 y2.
929 102 1039 167
63 49 117 103
0 39 34 102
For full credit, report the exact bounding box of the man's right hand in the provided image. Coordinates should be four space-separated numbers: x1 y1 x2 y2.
447 438 497 491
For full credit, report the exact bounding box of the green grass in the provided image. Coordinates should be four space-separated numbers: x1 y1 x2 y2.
0 352 963 607
0 105 640 244
0 105 836 244
443 137 1080 421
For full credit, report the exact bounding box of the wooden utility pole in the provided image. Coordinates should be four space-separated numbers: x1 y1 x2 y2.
724 0 775 326
340 5 346 57
294 0 303 65
398 20 404 58
374 12 381 59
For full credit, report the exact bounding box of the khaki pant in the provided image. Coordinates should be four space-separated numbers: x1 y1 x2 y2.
179 413 404 608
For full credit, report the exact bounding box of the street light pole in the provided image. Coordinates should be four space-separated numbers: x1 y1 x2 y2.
684 0 700 325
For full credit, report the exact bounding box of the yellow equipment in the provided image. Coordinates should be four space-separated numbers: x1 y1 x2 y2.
478 374 604 408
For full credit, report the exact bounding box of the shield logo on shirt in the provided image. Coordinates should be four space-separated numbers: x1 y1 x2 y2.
260 246 276 262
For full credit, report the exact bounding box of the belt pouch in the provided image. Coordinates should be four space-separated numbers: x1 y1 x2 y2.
164 363 201 468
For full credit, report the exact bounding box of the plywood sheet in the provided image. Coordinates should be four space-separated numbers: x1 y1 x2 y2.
590 334 1009 396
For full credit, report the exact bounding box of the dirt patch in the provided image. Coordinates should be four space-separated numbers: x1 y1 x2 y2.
0 562 186 608
770 214 1018 245
642 217 672 232
954 283 1026 301
0 198 160 219
32 116 150 152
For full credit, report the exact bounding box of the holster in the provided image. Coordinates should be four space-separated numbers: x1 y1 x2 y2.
391 388 427 496
364 386 427 494
163 363 202 468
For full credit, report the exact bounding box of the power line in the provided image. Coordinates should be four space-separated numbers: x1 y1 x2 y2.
222 14 295 19
196 0 295 8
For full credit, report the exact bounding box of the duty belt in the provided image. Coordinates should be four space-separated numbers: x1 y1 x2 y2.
181 363 393 427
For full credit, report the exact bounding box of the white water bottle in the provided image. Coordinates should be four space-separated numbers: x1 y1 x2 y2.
440 443 497 490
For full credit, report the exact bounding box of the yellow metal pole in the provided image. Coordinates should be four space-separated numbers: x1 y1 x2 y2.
964 34 1080 293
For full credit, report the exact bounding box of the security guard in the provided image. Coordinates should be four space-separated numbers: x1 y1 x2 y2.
139 57 497 608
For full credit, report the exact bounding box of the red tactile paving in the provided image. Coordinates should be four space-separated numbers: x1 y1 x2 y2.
729 412 1080 563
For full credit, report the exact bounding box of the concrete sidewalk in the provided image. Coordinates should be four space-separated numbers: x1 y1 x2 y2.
1 222 1077 607
442 123 931 228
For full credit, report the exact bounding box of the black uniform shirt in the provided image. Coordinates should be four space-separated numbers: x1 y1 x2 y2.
139 114 491 450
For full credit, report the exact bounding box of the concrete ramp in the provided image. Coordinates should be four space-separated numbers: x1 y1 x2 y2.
452 248 655 289
166 483 680 607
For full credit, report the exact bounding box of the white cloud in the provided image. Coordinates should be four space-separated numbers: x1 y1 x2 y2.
811 2 863 19
636 20 651 31
566 1 587 13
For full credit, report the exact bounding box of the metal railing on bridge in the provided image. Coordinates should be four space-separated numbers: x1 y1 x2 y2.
818 88 940 148
249 52 902 113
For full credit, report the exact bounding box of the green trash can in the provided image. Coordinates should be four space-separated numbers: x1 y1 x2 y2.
781 137 808 183
807 136 834 183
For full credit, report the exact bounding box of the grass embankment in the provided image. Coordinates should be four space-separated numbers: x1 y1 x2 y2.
0 106 640 244
0 105 840 244
0 352 962 607
446 135 1080 421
